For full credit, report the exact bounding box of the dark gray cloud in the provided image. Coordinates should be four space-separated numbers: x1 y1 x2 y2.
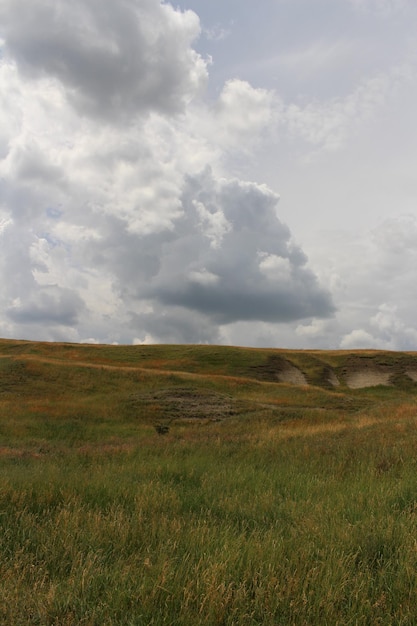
141 169 335 324
0 0 207 122
67 167 335 341
131 308 222 345
7 286 84 326
157 281 333 324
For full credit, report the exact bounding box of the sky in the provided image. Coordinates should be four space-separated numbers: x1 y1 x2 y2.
0 0 417 349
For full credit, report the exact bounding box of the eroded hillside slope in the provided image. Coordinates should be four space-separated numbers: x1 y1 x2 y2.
1 338 417 390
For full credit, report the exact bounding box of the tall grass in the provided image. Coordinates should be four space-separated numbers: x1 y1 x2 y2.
2 341 417 624
2 414 417 624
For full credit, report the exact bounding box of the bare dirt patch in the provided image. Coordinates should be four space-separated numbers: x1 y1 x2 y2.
344 370 392 389
340 355 417 389
406 370 417 382
137 387 239 421
341 356 394 389
277 365 307 385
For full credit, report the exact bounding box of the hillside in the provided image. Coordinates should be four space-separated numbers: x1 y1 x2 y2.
1 338 417 452
3 338 417 388
2 339 417 624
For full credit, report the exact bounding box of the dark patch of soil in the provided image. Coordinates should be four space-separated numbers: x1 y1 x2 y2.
139 387 239 421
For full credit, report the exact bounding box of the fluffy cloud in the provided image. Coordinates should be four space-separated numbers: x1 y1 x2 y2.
340 305 417 350
140 168 334 325
340 329 382 349
214 79 278 150
305 216 417 351
0 1 334 345
0 0 207 122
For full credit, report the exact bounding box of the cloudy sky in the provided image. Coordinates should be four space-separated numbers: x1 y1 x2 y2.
1 0 417 349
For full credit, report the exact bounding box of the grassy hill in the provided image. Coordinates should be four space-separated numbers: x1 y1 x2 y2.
2 339 417 624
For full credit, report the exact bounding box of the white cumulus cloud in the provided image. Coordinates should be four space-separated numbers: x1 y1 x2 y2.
0 0 334 344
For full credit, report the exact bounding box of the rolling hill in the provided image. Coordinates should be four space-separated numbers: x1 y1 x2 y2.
2 338 417 624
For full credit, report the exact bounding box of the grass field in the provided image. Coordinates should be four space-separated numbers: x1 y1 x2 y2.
2 339 417 624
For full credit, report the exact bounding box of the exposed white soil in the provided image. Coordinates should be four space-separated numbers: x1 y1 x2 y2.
276 365 308 386
344 370 392 389
406 370 417 382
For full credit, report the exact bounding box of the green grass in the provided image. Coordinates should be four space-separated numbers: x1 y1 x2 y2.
2 340 417 624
